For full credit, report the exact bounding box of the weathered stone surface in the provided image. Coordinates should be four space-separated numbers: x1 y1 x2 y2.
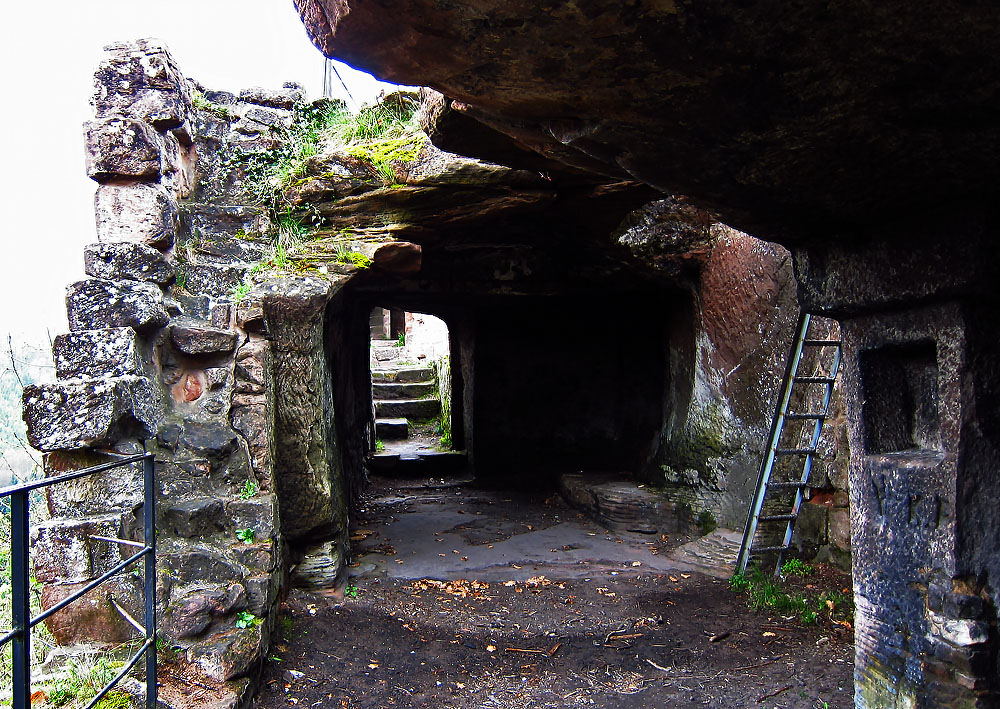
372 241 422 274
290 541 341 589
43 450 145 517
230 340 275 491
374 398 439 419
187 624 266 681
53 327 142 380
93 39 192 129
31 514 126 584
162 584 247 639
179 203 271 250
239 85 305 110
170 318 238 355
95 182 178 248
66 279 168 334
401 139 545 187
184 263 249 300
23 376 160 451
298 0 1000 244
84 241 176 284
226 494 278 541
163 497 226 537
160 131 197 199
179 421 239 462
261 276 344 541
41 575 143 645
161 548 244 587
559 473 683 534
85 116 163 182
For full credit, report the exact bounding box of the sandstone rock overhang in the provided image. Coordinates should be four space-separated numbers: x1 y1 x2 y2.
294 0 1000 245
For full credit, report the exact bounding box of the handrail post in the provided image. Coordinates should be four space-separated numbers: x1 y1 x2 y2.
143 448 157 709
11 488 31 707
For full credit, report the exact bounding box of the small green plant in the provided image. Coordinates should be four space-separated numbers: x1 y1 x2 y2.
334 243 373 269
345 584 359 599
781 558 814 577
240 479 259 499
375 438 385 452
236 528 256 544
231 281 251 303
729 572 750 593
731 565 853 626
235 611 258 629
395 331 406 347
192 91 234 120
697 510 717 534
174 267 187 291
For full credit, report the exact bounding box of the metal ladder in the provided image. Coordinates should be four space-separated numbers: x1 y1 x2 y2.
735 312 842 576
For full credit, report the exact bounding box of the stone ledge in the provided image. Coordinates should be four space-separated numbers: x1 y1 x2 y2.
66 279 169 334
23 376 161 451
54 327 143 380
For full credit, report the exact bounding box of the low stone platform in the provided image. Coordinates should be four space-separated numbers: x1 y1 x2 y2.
558 472 689 534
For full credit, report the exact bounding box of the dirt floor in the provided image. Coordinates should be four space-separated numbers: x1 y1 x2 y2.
251 478 855 709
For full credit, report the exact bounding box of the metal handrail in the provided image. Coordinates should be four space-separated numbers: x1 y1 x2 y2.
1 448 157 709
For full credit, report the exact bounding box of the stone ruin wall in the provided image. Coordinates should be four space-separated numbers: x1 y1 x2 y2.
21 38 854 696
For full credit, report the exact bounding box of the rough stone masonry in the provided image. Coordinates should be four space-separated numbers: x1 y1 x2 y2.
22 36 863 707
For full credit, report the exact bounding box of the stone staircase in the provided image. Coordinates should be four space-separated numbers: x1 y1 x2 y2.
369 357 466 476
373 363 440 438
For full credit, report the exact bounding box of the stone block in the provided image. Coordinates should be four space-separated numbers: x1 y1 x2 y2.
23 376 160 451
54 327 142 380
829 505 851 551
373 241 422 273
179 203 271 251
85 116 163 182
188 623 266 681
161 548 243 586
66 279 168 334
179 421 238 462
95 182 178 249
162 583 247 639
41 574 143 645
43 450 145 517
170 318 238 355
85 242 176 284
944 592 985 620
161 131 196 198
184 262 249 300
238 86 305 109
226 494 278 540
928 610 990 646
93 39 192 128
31 514 126 584
244 572 281 616
234 541 278 574
163 497 226 537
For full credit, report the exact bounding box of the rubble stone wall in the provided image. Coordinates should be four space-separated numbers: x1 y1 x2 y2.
22 40 357 696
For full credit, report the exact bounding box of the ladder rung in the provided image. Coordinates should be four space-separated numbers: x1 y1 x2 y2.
759 514 797 522
802 339 841 346
767 481 809 489
785 412 825 419
752 545 790 554
775 448 816 455
794 376 836 384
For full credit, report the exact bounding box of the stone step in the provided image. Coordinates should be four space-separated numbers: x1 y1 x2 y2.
375 398 441 419
366 450 467 477
376 418 409 439
373 381 436 400
372 366 435 383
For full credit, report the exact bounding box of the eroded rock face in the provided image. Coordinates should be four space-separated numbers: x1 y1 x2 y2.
297 0 1000 244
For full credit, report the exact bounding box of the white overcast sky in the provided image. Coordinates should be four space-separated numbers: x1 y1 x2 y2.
0 1 396 346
